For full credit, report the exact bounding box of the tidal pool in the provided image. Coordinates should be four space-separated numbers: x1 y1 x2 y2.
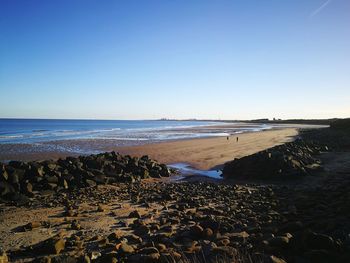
168 163 223 179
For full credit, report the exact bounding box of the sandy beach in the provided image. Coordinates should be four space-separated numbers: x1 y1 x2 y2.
116 128 299 170
1 123 350 262
0 127 299 170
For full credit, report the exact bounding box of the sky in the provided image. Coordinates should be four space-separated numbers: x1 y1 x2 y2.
0 0 349 120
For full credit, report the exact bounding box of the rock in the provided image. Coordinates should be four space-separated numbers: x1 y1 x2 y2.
211 246 238 257
223 139 321 179
23 182 33 194
96 254 118 263
128 210 141 218
226 231 250 243
129 253 160 262
190 224 203 237
40 190 55 197
303 249 333 262
120 242 135 254
203 228 213 239
46 176 59 184
97 204 105 212
25 221 41 230
51 255 77 263
93 174 106 184
138 247 159 254
0 181 15 196
6 192 30 205
126 234 142 244
108 231 124 242
37 237 66 255
170 251 181 260
268 236 290 249
33 257 52 263
85 179 96 187
90 251 101 260
134 225 150 236
0 250 8 263
29 164 45 177
216 238 230 246
304 232 335 250
269 255 287 263
0 166 9 181
279 221 303 232
80 255 90 263
71 220 81 230
156 243 166 252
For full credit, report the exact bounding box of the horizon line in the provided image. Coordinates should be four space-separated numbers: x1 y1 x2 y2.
0 117 342 121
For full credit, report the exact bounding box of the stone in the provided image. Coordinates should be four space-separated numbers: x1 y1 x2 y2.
226 231 250 242
33 257 52 263
129 253 160 262
268 236 290 249
211 246 238 257
96 254 118 263
303 249 333 262
6 192 30 205
37 237 66 255
216 238 230 246
24 182 33 194
0 250 8 263
0 167 9 181
71 220 81 230
80 255 90 263
156 243 166 252
304 232 335 250
51 255 77 263
90 251 101 260
85 179 96 187
279 221 303 232
120 242 135 254
0 181 15 196
134 225 150 236
30 165 45 177
203 228 213 239
138 247 159 254
97 204 105 212
25 221 41 230
269 255 287 263
190 224 203 237
108 231 124 241
46 176 59 184
128 210 141 218
126 234 142 244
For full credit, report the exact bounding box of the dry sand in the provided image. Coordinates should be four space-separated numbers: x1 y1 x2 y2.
116 128 299 170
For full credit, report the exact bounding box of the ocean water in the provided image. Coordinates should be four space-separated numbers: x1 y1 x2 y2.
168 163 222 179
0 119 270 144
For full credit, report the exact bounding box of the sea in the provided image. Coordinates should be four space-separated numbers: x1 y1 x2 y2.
0 119 270 144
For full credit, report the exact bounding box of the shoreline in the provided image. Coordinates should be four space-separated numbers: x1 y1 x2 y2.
116 128 299 170
0 127 300 170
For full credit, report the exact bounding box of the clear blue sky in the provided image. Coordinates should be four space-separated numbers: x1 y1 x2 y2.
1 0 349 120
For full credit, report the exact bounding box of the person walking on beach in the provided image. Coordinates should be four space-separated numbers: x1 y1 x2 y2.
236 136 239 142
227 136 229 141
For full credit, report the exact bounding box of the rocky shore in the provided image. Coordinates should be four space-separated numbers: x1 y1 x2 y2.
222 140 327 180
1 120 350 262
0 152 173 206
